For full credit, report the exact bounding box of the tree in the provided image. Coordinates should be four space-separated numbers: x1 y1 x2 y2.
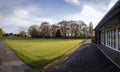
69 21 80 38
80 23 87 38
41 22 50 38
56 29 61 38
28 25 39 38
27 20 92 38
50 25 59 38
19 31 26 37
0 28 3 37
69 20 86 38
58 21 68 37
82 26 88 38
70 24 74 37
89 22 94 37
77 20 85 37
74 24 79 38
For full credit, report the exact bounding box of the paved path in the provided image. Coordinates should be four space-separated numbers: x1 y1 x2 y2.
0 40 39 72
49 40 120 72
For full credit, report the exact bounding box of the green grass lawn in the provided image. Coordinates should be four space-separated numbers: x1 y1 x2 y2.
3 39 83 69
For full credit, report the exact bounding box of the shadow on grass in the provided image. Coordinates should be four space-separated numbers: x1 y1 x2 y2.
12 48 64 71
15 49 62 69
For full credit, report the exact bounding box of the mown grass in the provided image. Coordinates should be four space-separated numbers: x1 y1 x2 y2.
3 39 83 69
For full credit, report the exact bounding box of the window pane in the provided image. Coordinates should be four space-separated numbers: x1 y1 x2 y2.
118 28 120 50
114 29 116 48
101 32 102 44
111 30 113 47
109 31 111 46
111 30 114 48
107 31 109 45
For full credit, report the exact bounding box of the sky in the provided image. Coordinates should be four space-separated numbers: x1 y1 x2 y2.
0 0 118 33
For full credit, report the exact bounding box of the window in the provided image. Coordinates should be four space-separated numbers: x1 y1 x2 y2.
107 31 109 45
111 30 114 48
102 32 104 44
114 29 116 48
101 31 104 45
118 28 120 50
101 31 102 44
108 30 111 46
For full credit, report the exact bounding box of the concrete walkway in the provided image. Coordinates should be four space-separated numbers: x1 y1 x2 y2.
0 40 39 72
49 40 120 72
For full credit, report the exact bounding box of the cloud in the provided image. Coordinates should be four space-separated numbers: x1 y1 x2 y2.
0 0 41 17
65 0 80 6
63 5 105 27
0 8 55 33
0 0 24 16
14 9 29 18
64 0 118 27
65 0 117 12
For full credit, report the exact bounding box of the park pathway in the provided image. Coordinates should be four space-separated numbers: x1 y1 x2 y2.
0 40 39 72
49 39 120 72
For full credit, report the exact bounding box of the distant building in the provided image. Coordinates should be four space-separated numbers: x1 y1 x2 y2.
94 0 120 51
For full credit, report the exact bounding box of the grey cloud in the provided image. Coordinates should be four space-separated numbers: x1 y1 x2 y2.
0 0 25 16
0 0 42 18
0 23 19 33
66 0 115 12
0 23 28 33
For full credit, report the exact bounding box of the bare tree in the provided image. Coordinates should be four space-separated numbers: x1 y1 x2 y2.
41 22 50 38
50 24 59 37
19 31 26 37
69 21 74 37
89 22 94 37
27 20 92 38
28 25 39 38
79 23 87 38
76 20 85 37
74 24 79 38
56 29 61 38
58 21 68 37
69 20 86 38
